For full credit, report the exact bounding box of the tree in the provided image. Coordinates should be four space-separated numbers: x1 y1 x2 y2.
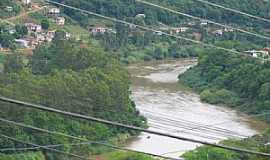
41 19 50 30
15 25 28 38
4 53 24 73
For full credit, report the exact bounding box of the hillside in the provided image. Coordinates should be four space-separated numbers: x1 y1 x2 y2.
0 35 147 159
179 47 270 122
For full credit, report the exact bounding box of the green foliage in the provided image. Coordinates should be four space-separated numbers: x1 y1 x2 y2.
183 130 270 160
4 53 24 73
41 19 50 30
0 152 45 160
200 89 240 107
179 45 270 121
0 0 22 18
103 152 154 160
15 25 28 38
0 39 146 159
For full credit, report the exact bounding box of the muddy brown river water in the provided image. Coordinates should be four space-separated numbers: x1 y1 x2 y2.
126 59 266 158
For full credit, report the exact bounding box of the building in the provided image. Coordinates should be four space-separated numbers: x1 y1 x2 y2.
135 14 146 19
5 6 13 12
212 29 223 36
22 0 31 5
15 39 29 48
187 21 196 26
45 31 56 42
200 20 208 26
48 8 60 15
25 23 42 33
170 27 189 34
89 27 114 35
224 27 234 32
55 17 65 25
244 49 269 58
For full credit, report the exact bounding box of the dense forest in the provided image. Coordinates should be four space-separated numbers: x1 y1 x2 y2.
179 48 270 122
0 32 147 159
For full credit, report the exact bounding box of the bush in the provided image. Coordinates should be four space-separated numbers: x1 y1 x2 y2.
200 89 240 107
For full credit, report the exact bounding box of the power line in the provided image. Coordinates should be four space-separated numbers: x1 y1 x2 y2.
44 0 268 62
135 0 270 41
0 134 92 160
0 96 270 157
0 117 183 160
193 0 270 23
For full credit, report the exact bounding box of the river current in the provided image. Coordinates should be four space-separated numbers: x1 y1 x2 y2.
126 59 263 158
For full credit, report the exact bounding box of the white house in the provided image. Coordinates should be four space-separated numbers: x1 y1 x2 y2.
244 49 270 58
170 27 189 34
135 14 146 19
200 20 208 26
25 23 42 32
55 17 65 25
89 27 114 35
5 6 13 12
224 27 234 32
15 39 29 48
22 0 31 5
48 8 60 15
46 31 56 42
212 29 223 36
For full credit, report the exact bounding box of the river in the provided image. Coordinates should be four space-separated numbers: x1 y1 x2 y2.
126 59 265 159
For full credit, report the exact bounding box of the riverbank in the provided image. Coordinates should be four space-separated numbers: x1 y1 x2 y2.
179 51 270 123
126 59 263 158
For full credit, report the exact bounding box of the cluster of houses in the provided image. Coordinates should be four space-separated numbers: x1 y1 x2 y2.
13 7 69 49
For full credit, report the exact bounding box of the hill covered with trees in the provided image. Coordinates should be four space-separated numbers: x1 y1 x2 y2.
179 47 270 122
0 32 147 159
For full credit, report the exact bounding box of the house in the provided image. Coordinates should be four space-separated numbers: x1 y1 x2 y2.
55 17 65 25
200 20 208 26
155 31 163 36
65 32 71 39
8 29 16 34
89 27 114 35
245 49 270 58
170 27 189 34
45 31 56 42
5 6 13 12
135 14 146 19
224 27 234 32
22 0 31 5
36 33 46 42
212 29 223 36
15 39 29 48
25 23 42 32
187 21 196 26
48 8 60 15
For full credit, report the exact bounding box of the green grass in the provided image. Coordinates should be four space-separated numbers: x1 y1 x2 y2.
101 151 154 160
